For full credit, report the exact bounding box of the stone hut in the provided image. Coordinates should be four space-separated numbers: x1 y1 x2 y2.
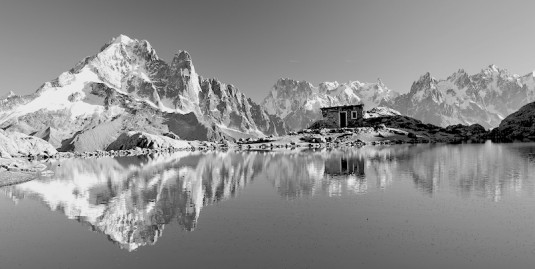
320 104 364 128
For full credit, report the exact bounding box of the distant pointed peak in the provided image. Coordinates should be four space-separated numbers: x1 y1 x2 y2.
377 77 385 88
112 34 134 44
277 77 298 82
99 34 136 52
483 64 507 74
487 64 500 72
420 72 433 80
412 72 437 87
175 50 192 62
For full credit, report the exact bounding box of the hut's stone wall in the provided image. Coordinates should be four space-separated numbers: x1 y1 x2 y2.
320 105 364 128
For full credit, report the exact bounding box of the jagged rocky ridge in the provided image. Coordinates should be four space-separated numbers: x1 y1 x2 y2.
262 78 398 131
0 35 286 152
382 65 535 129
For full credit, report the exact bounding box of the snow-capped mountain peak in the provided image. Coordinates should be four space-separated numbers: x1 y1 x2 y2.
113 34 134 44
0 35 287 149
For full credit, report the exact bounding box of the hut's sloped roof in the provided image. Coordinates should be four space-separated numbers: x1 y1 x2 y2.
320 104 364 111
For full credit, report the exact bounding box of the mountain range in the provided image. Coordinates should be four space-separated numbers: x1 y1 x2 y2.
264 65 535 130
1 34 535 151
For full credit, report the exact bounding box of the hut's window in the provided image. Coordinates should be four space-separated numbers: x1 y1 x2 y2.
351 111 358 119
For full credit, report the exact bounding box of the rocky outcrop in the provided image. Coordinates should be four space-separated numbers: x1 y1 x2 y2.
0 130 57 158
361 114 488 143
106 131 191 151
364 107 401 118
489 102 535 141
444 124 487 138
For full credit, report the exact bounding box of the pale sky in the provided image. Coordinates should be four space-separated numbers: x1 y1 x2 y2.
1 0 535 101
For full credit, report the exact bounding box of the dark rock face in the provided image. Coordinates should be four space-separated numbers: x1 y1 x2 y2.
489 102 535 142
198 79 286 136
382 66 535 129
32 127 62 149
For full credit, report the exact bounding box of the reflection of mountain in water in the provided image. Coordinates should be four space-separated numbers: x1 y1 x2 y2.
3 143 535 250
2 150 387 251
4 152 265 251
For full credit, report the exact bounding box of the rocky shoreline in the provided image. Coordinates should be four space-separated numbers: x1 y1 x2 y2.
0 138 229 181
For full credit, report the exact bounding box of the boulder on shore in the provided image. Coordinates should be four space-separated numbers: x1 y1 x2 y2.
106 131 191 151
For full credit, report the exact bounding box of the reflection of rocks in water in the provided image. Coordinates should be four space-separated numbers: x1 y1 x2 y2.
4 152 264 251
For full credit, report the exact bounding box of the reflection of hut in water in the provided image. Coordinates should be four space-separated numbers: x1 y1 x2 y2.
322 153 367 196
324 155 365 177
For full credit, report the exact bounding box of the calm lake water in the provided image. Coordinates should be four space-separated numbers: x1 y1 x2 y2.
2 142 535 268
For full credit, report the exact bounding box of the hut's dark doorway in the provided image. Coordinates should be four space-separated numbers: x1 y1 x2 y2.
340 112 347 127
